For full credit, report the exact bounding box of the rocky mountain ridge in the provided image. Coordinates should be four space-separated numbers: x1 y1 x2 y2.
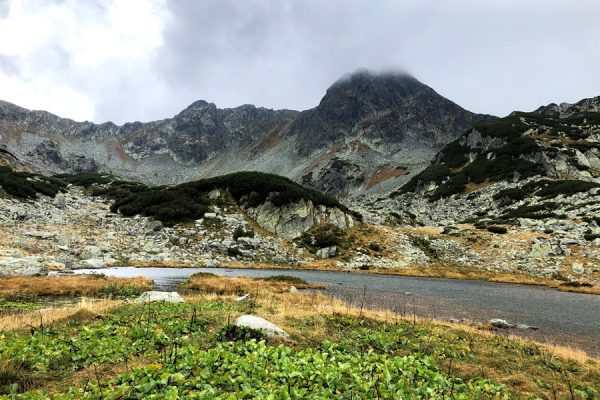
0 71 487 197
393 96 600 201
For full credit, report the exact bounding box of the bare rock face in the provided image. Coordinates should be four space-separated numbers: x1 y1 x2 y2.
0 71 487 197
246 199 354 239
0 256 48 276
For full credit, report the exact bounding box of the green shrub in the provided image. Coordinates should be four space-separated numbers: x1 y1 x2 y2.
0 166 66 199
54 173 115 188
487 225 507 234
438 142 470 168
368 242 382 252
103 171 359 226
96 284 147 299
232 226 254 240
584 233 600 241
300 224 344 248
394 164 451 196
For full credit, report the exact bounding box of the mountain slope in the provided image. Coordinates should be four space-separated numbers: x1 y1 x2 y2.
394 96 600 201
0 71 487 197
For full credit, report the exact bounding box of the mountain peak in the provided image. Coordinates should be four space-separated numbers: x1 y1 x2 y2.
323 70 423 103
534 96 600 118
330 69 416 87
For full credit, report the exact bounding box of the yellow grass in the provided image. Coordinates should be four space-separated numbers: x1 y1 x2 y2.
183 274 325 294
0 275 152 297
0 298 123 331
240 290 599 365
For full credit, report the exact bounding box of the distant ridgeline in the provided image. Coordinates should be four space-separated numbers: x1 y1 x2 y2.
0 167 357 226
393 99 600 201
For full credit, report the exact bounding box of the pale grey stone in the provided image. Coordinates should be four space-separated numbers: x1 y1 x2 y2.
136 291 185 303
0 256 48 276
234 315 288 337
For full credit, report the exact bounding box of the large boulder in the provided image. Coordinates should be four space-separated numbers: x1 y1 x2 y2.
135 291 185 303
246 199 354 239
316 246 337 259
234 315 289 337
0 256 48 276
53 193 66 209
80 245 103 260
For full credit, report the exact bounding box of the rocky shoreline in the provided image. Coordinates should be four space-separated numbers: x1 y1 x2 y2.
1 185 598 292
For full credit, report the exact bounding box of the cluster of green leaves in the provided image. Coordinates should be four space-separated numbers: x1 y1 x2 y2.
9 300 600 399
0 302 208 394
185 172 353 213
110 185 211 227
437 142 470 169
0 166 66 199
16 339 504 399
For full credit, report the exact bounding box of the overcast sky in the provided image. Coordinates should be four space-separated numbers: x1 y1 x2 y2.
1 0 599 124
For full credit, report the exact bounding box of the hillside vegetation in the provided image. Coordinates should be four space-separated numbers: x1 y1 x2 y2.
394 109 600 201
0 168 354 226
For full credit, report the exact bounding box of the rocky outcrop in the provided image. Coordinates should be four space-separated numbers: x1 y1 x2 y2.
246 199 354 239
0 256 48 276
397 97 600 200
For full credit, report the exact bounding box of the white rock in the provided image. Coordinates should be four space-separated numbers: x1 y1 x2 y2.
24 231 54 239
489 319 512 329
0 256 48 276
289 286 299 293
81 245 103 260
234 293 251 302
136 291 185 303
234 315 288 337
571 263 585 274
208 189 221 199
316 246 337 259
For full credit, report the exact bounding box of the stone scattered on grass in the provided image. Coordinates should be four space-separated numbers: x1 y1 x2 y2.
234 315 289 337
136 291 185 303
234 293 251 302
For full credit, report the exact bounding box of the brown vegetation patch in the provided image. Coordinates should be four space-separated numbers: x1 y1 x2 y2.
0 298 121 331
183 273 324 295
0 275 152 297
366 165 408 189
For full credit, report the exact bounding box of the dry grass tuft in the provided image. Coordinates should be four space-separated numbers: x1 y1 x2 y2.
0 298 122 331
183 274 324 295
0 275 152 297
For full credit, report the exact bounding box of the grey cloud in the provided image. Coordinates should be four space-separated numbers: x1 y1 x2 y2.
153 0 600 121
1 0 600 123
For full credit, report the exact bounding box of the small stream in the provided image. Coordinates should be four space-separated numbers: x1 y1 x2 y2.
74 266 600 356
